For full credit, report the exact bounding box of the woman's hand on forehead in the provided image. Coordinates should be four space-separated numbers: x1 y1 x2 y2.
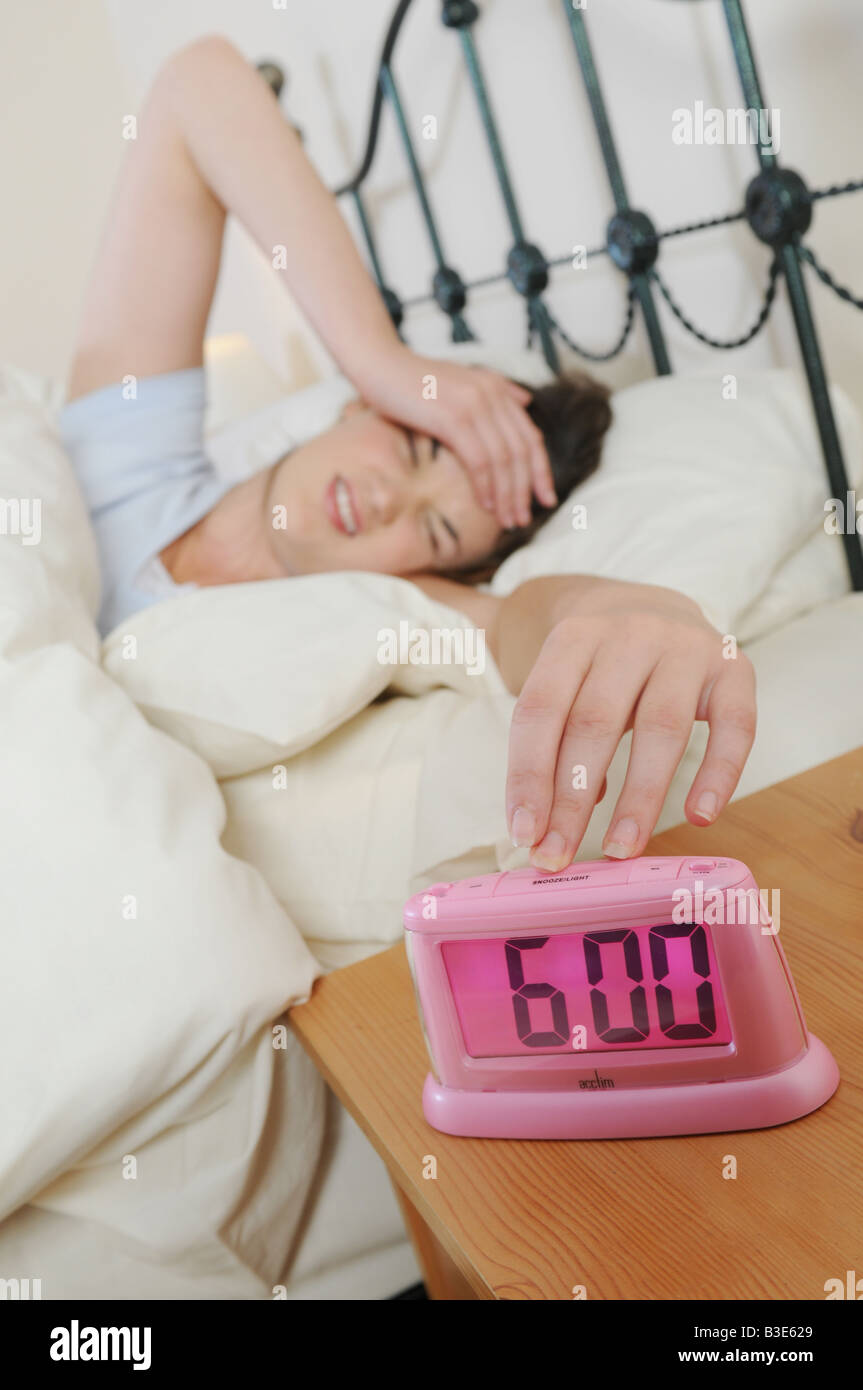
355 345 557 529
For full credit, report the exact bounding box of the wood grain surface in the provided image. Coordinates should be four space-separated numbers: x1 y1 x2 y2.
289 747 863 1300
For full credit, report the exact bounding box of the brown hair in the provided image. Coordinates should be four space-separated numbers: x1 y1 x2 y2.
441 370 612 585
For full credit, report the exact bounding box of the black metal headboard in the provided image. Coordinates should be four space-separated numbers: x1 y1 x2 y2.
261 0 863 590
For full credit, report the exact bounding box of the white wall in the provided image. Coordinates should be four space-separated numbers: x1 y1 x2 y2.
5 0 863 417
0 0 132 379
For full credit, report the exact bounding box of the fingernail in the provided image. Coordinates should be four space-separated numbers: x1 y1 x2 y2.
510 806 536 848
693 791 718 823
530 830 568 871
603 817 639 859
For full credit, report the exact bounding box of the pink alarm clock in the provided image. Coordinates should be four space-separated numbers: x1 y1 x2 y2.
403 856 839 1139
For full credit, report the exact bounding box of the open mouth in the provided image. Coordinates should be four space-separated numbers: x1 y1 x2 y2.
326 475 360 536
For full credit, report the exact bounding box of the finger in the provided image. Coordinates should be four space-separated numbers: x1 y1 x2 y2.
442 416 496 510
601 658 702 859
473 366 532 409
469 408 520 528
530 654 651 870
460 371 533 524
510 447 534 529
489 399 535 526
515 405 556 510
487 372 554 509
506 621 597 854
503 377 533 406
684 656 757 826
489 385 555 514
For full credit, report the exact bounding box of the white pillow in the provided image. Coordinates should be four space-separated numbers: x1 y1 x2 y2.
205 374 357 484
490 367 863 638
101 570 504 779
0 365 324 1273
202 350 861 641
735 506 854 643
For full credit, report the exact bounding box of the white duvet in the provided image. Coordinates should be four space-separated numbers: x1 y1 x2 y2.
1 354 862 1298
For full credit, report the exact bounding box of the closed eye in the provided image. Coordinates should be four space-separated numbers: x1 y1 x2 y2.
405 427 420 469
404 427 460 556
424 510 460 561
405 427 443 467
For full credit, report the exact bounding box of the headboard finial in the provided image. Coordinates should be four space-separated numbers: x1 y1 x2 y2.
441 1 480 30
606 211 659 277
745 168 812 248
506 243 550 299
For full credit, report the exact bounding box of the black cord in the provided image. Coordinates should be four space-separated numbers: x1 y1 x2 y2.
648 257 781 350
657 208 747 241
809 177 863 202
531 288 637 362
333 0 417 196
799 244 863 311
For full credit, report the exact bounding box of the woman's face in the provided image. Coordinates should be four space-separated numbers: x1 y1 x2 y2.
262 401 503 577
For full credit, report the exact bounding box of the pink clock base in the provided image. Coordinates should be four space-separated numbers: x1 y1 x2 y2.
422 1034 840 1140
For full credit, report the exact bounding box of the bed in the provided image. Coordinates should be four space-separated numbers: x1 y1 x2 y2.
2 0 862 1301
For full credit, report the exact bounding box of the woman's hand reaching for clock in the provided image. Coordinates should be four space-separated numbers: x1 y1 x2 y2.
498 577 757 869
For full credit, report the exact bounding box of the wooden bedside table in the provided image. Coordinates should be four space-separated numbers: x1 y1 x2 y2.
289 747 863 1300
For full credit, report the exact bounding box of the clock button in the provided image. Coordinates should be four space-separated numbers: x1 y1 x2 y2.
425 883 452 897
627 858 680 882
680 860 716 876
446 875 497 899
492 867 536 895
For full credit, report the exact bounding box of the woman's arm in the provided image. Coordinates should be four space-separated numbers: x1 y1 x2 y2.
67 36 550 525
412 572 757 870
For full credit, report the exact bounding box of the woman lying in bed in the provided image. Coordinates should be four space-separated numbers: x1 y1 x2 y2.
60 36 756 872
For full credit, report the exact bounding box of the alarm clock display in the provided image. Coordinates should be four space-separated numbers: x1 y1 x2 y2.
403 856 839 1139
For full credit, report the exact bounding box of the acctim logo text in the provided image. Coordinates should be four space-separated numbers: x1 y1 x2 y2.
579 1069 615 1090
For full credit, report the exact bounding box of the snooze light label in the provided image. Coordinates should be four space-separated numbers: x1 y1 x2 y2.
441 922 732 1058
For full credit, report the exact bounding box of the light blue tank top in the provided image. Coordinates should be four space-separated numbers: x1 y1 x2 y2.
58 367 232 637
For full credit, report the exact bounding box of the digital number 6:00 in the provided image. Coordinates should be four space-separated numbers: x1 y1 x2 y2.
505 924 719 1049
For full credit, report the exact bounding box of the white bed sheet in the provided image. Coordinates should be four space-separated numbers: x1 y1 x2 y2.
2 349 861 1302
